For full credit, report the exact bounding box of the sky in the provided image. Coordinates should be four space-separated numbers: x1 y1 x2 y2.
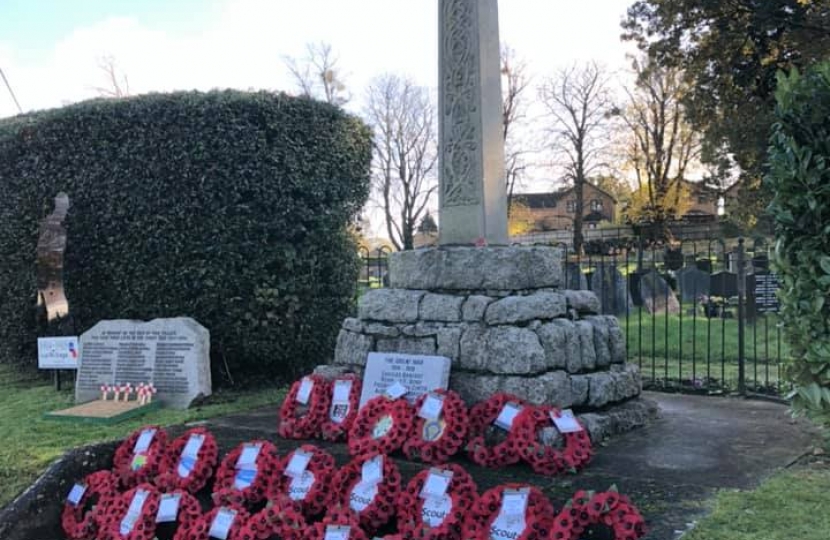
0 0 638 236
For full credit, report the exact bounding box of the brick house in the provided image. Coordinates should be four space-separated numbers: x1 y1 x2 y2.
679 179 720 222
512 182 617 232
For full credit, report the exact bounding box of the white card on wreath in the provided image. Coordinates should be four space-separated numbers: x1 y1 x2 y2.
333 380 352 403
208 507 237 540
419 468 453 499
494 402 523 431
385 381 408 400
156 493 181 523
361 455 383 486
324 525 351 540
418 393 444 421
550 409 584 433
181 433 205 459
119 489 149 536
133 428 156 454
296 377 314 405
285 449 312 478
236 443 262 468
67 484 86 506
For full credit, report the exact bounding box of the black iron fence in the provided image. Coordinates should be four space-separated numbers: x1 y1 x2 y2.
360 229 789 397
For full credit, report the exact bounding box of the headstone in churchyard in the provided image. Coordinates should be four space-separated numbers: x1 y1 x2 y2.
75 317 211 409
677 266 711 302
638 270 680 315
36 193 71 323
589 264 632 315
565 263 588 291
710 271 738 298
751 271 780 314
359 352 451 408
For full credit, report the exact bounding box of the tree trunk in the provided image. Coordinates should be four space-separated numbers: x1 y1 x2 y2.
573 176 585 255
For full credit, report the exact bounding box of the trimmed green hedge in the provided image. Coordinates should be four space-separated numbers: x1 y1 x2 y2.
0 90 371 383
767 63 830 421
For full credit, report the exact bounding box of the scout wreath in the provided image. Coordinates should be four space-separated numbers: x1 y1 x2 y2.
268 444 336 518
174 504 250 540
278 375 332 439
347 395 414 458
319 374 362 442
150 490 202 540
332 452 402 533
212 440 279 508
236 494 307 540
465 393 527 468
98 483 161 540
402 389 469 465
61 469 119 540
462 483 554 540
155 427 219 494
112 425 168 488
563 488 647 540
302 506 369 540
396 463 478 540
512 406 593 476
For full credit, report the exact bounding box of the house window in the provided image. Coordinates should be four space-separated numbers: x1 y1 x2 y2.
566 200 575 212
590 199 603 211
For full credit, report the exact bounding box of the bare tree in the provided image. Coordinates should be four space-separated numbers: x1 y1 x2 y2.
93 55 130 98
619 56 701 239
501 45 532 213
539 62 613 254
365 74 438 251
283 42 349 106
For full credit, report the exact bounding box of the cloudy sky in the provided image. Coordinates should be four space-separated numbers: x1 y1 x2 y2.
1 0 637 235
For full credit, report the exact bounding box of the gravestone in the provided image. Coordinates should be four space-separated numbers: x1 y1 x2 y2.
638 270 680 315
677 266 711 302
750 271 780 315
589 264 632 315
359 352 451 407
565 263 588 291
75 317 211 409
710 271 738 298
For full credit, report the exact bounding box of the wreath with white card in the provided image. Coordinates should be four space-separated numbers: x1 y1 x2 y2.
396 463 478 540
268 444 336 518
113 425 168 489
151 490 202 540
61 469 119 540
347 393 414 458
559 488 647 540
278 375 332 439
513 406 593 476
320 374 362 442
465 393 527 468
236 494 307 540
332 452 402 533
403 389 469 465
462 484 554 540
99 482 161 540
155 427 219 494
175 504 250 540
212 440 279 508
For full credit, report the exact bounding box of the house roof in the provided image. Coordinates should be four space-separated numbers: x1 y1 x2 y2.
513 181 618 208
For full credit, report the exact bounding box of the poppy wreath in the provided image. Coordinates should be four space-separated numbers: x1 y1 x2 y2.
563 488 647 540
402 390 469 465
98 483 161 540
332 452 402 533
156 427 219 494
212 440 280 508
61 469 119 540
174 504 251 540
512 406 593 476
278 375 332 439
397 463 478 540
268 444 336 518
465 393 526 468
319 374 362 442
150 490 202 540
303 505 369 540
113 425 168 489
347 395 414 458
236 494 307 540
462 483 554 540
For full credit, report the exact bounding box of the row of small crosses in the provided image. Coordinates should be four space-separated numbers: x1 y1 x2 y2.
99 383 157 404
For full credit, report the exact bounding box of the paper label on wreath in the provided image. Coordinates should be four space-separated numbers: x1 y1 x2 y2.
133 428 156 454
181 433 205 459
333 379 352 403
296 377 314 405
349 481 378 512
385 381 408 400
177 456 196 478
421 494 452 528
130 452 148 471
236 443 262 469
493 402 523 431
287 470 315 501
156 493 181 523
371 415 394 439
233 467 257 490
208 507 237 540
420 468 453 499
67 483 86 506
324 525 351 540
285 449 312 478
119 488 149 536
422 418 446 442
361 454 383 486
418 393 444 421
490 512 526 540
330 403 350 424
550 409 583 433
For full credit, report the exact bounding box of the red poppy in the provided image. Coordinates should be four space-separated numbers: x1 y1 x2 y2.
279 375 332 440
397 463 478 540
403 389 469 465
513 406 593 476
465 393 527 468
347 395 414 458
155 427 219 494
174 504 250 540
319 374 362 442
112 426 168 489
561 487 647 540
236 494 307 540
212 440 279 509
267 444 336 518
98 482 161 540
331 452 402 534
61 470 119 540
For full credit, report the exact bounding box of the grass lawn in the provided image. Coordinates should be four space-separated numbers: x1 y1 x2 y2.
684 464 830 540
0 365 285 508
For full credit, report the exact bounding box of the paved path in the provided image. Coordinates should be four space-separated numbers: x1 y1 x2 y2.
204 391 818 539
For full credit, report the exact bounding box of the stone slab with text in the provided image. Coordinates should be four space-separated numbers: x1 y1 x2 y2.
75 317 211 409
359 352 450 407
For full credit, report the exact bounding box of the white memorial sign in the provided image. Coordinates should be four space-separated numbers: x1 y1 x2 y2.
359 352 450 407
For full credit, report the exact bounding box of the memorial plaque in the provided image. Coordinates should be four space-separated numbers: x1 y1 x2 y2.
75 317 211 409
753 272 780 313
359 352 450 408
